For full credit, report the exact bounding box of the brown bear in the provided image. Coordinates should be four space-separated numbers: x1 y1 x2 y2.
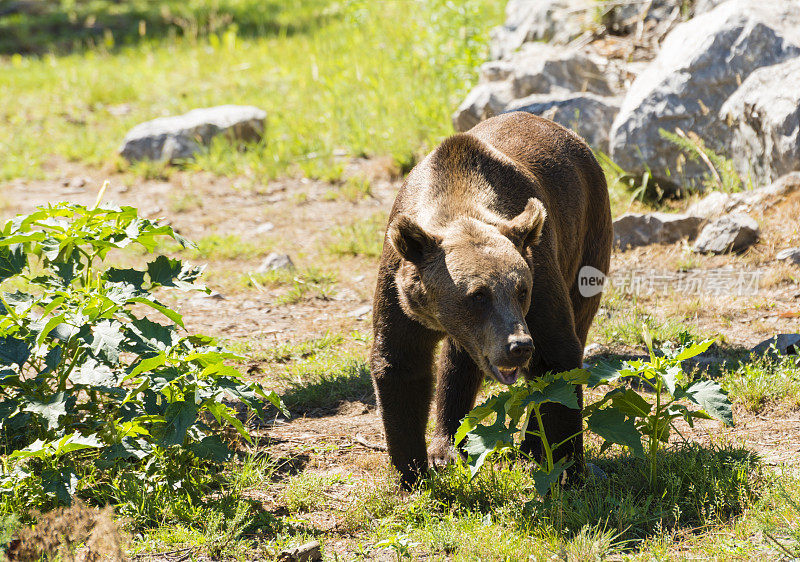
370 111 612 488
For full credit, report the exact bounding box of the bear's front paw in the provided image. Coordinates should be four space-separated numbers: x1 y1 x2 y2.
428 437 458 468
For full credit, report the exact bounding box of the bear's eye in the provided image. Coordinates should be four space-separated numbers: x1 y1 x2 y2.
518 286 528 301
469 289 487 304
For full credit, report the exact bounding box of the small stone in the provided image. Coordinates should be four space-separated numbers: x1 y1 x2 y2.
347 305 373 318
613 212 702 249
584 343 604 356
776 247 800 265
253 222 275 234
752 334 800 356
692 213 759 254
256 253 294 273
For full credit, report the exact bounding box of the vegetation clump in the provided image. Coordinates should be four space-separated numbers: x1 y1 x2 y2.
0 200 283 527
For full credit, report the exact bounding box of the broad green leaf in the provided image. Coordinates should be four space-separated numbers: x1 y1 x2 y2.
127 316 179 355
160 399 198 446
2 291 34 315
561 368 590 385
661 364 682 397
463 415 516 479
586 408 645 458
42 467 78 505
610 388 652 418
22 392 74 431
188 435 233 462
0 336 30 367
454 397 502 446
104 267 146 292
36 314 67 346
129 297 184 327
674 339 716 362
680 380 733 426
89 320 124 365
520 377 580 410
125 352 167 380
99 438 152 465
147 255 182 286
0 244 26 282
70 358 118 387
586 361 623 388
531 459 571 497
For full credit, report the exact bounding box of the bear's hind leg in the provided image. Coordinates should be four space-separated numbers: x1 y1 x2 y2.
430 338 484 467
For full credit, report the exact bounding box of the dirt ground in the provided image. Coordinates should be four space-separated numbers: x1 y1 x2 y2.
2 159 800 553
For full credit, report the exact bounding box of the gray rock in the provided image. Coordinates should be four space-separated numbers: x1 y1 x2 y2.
693 0 730 14
256 253 294 273
506 93 621 152
120 105 266 162
453 44 615 133
483 44 614 97
752 334 800 356
608 0 800 192
601 0 685 37
489 0 595 59
685 191 732 218
613 212 703 249
686 172 800 217
720 57 800 184
776 247 800 266
452 82 516 133
692 213 759 254
253 222 275 234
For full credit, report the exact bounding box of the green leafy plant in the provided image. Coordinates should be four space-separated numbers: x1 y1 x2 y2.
0 200 284 513
659 128 743 193
457 329 734 493
454 368 589 497
586 327 733 486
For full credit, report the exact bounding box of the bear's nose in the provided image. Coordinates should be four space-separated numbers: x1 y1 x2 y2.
507 336 534 360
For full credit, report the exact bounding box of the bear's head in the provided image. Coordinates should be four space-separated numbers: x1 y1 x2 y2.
389 198 546 385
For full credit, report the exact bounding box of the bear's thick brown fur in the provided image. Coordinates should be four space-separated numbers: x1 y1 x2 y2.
370 111 612 487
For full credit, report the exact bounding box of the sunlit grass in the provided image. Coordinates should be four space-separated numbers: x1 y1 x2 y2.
0 0 502 182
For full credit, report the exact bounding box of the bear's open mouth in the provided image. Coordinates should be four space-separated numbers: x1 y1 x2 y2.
490 365 519 385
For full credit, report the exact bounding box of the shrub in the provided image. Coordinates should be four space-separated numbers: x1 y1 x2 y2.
0 200 283 519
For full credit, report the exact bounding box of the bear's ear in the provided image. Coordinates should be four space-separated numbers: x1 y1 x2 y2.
499 198 547 249
389 216 442 265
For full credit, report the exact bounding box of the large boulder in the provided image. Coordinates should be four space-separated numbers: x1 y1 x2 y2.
120 105 266 162
719 57 800 184
613 212 703 249
686 172 800 218
601 0 687 38
692 213 759 254
489 0 595 60
453 44 615 133
505 93 621 152
608 0 800 191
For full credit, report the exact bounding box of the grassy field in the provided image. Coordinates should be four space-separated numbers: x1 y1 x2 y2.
2 0 800 560
0 0 499 183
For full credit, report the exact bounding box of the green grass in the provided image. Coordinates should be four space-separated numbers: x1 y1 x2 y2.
282 472 343 513
282 356 373 411
325 213 386 258
188 233 272 260
722 354 800 412
344 442 774 560
0 0 502 182
590 308 701 349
